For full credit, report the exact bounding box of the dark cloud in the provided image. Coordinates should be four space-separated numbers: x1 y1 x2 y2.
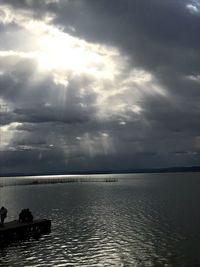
0 0 59 19
1 0 200 174
50 1 200 90
0 148 68 174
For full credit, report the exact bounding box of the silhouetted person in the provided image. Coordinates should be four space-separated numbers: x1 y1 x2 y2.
0 206 7 226
19 209 33 223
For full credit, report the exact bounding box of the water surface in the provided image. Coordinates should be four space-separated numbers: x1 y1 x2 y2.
0 172 200 266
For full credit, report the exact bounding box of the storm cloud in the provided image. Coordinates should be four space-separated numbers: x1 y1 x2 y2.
0 0 200 174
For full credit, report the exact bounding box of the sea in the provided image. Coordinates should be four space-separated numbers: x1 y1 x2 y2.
0 172 200 267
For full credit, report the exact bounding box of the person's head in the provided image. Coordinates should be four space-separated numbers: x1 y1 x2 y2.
1 207 4 210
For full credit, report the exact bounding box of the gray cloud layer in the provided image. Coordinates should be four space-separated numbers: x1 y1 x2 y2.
1 0 200 174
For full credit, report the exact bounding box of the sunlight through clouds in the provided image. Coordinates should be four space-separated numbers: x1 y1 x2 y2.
0 1 165 125
0 122 22 151
0 0 179 172
0 4 164 88
36 31 120 79
0 0 200 173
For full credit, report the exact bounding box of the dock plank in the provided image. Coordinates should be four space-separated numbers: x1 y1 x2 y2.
0 219 49 231
0 219 51 247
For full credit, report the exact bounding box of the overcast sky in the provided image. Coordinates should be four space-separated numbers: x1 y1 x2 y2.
0 0 200 174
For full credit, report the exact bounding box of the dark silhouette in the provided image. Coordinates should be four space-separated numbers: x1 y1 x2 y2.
0 207 8 226
0 219 51 247
19 209 33 223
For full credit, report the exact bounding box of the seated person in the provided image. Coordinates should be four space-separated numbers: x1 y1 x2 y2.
19 209 34 223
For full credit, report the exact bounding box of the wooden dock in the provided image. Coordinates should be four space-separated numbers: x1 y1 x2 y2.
0 219 51 247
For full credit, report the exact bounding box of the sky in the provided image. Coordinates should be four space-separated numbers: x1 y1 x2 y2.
0 0 200 174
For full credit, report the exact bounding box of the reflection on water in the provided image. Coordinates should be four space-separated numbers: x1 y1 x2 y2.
1 173 200 266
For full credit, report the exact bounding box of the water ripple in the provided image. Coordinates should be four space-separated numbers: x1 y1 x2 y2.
1 174 200 266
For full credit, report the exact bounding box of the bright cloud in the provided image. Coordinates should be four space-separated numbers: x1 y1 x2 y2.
186 0 200 13
0 1 165 124
187 4 199 13
186 74 200 82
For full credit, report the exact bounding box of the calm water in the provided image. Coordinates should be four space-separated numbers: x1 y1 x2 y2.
0 172 200 267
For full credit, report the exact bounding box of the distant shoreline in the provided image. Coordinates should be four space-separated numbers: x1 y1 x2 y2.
1 166 200 178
